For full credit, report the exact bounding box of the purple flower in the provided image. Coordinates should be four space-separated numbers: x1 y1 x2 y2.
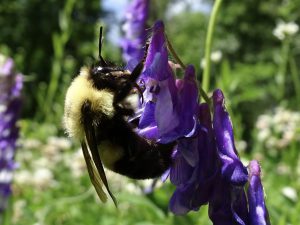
212 89 248 186
121 0 150 64
128 20 271 224
142 22 178 128
137 21 198 143
247 160 271 225
137 21 178 141
169 103 219 215
160 65 198 142
209 175 249 225
0 55 23 213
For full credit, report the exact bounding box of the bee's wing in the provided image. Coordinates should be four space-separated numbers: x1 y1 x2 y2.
81 103 118 207
81 141 107 203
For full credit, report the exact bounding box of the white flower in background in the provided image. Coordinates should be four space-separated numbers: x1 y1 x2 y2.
257 129 271 142
17 150 33 163
200 58 206 69
235 140 247 152
14 170 32 185
273 21 299 40
66 149 86 178
210 50 223 63
12 200 27 223
276 163 291 175
124 183 142 195
33 157 51 168
42 145 63 163
256 115 272 129
47 136 72 150
281 186 298 202
200 50 223 69
20 138 42 149
32 168 54 189
255 107 300 151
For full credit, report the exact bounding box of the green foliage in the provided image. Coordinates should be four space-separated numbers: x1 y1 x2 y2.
166 12 208 73
11 130 213 224
1 0 300 224
0 0 103 124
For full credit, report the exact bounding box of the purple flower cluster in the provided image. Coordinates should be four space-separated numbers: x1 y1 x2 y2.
128 21 271 225
120 0 150 64
0 55 23 213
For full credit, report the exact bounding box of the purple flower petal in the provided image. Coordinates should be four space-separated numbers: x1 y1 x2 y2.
247 160 271 225
139 101 156 128
169 150 193 185
197 103 219 176
0 58 13 76
138 125 159 140
176 65 198 135
145 21 166 71
176 137 199 167
169 103 220 214
231 186 249 225
161 168 170 182
177 165 217 211
155 78 179 138
212 89 248 186
138 21 179 142
209 176 248 225
153 65 199 143
169 189 191 215
120 0 150 62
181 103 219 208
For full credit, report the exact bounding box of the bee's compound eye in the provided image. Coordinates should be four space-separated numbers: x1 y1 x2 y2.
92 66 111 75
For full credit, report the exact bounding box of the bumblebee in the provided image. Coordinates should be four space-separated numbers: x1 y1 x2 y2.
63 27 175 206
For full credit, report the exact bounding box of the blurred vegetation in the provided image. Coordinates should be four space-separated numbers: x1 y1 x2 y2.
1 0 300 224
0 0 103 127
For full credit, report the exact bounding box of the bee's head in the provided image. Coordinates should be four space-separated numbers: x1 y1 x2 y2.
89 65 132 92
87 27 132 92
88 26 144 101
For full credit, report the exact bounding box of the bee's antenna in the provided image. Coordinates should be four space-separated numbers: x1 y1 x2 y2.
99 27 103 59
98 26 107 66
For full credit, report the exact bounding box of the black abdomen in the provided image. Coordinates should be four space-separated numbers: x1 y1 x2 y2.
96 116 175 179
114 138 175 179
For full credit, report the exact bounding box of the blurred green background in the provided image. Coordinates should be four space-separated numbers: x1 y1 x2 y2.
1 0 300 224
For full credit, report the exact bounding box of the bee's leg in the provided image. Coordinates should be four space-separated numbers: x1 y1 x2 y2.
81 101 117 207
114 105 134 116
114 61 144 104
129 60 144 82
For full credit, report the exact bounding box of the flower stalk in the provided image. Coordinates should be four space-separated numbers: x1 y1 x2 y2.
165 34 211 105
202 0 223 93
289 56 300 107
277 37 290 100
0 55 23 221
120 0 150 64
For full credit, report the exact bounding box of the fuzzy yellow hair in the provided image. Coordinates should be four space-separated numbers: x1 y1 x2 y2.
63 67 115 139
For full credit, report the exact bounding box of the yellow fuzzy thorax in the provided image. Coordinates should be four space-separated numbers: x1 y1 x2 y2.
63 67 115 139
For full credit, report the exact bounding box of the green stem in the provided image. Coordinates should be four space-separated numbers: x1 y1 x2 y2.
289 56 300 107
165 34 186 70
166 34 211 105
37 187 94 224
42 0 76 122
202 0 223 93
2 196 13 225
199 87 211 106
277 38 290 100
